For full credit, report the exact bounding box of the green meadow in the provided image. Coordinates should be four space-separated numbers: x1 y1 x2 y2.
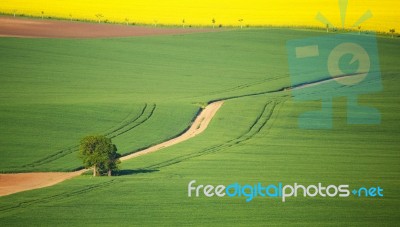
0 29 399 225
0 30 292 172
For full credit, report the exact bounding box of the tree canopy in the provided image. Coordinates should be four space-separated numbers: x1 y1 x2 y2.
79 135 121 176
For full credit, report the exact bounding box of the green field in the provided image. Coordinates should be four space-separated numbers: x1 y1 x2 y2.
0 29 399 225
0 30 292 172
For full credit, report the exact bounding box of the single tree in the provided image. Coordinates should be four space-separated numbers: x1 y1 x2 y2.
326 24 329 33
41 11 44 19
238 19 243 29
69 14 72 21
212 18 216 28
12 9 17 17
182 19 185 28
358 26 361 35
79 135 121 177
125 18 129 25
154 19 158 27
390 28 395 38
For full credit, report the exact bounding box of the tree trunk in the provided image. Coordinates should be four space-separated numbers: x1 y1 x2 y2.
108 169 112 177
93 164 97 177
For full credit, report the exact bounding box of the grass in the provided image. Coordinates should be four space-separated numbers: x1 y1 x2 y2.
0 94 399 225
0 29 298 172
0 28 399 225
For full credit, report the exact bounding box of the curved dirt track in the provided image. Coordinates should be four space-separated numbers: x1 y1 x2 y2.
121 101 224 161
0 101 224 196
0 16 213 38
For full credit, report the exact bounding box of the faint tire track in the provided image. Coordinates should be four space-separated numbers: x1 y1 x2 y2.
21 103 155 169
144 101 278 169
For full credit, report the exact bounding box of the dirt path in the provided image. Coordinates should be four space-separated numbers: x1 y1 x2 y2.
0 16 213 38
0 170 86 197
0 101 224 196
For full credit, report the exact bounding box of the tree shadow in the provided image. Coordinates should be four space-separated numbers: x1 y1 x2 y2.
115 169 159 176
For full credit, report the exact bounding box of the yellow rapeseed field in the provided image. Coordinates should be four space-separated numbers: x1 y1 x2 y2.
0 0 398 32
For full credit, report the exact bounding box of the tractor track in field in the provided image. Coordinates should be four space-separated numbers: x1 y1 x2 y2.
185 75 286 99
144 100 281 170
107 104 156 139
0 73 359 197
0 178 119 214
